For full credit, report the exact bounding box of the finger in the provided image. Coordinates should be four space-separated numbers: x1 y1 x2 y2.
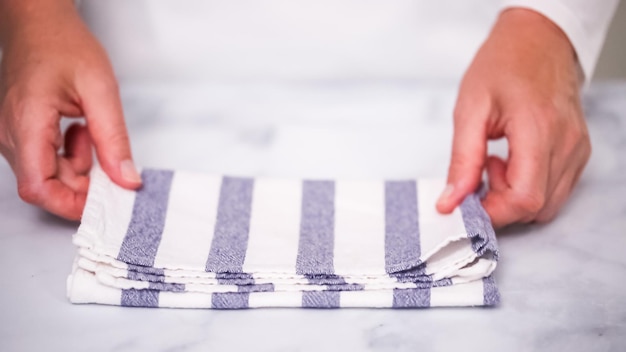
56 157 90 194
538 126 591 221
482 120 551 227
486 155 507 192
64 123 93 175
482 190 517 229
78 75 141 189
37 176 87 221
534 165 583 223
506 117 551 205
437 102 489 213
58 99 84 118
17 157 87 220
13 107 86 220
533 179 570 223
481 155 510 227
482 156 510 228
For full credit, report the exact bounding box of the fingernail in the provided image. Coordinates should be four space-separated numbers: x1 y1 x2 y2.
120 159 142 184
437 184 454 207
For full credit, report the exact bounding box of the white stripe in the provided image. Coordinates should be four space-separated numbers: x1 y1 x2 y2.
243 178 302 273
67 268 124 306
430 279 484 307
74 167 136 258
153 171 221 270
159 291 213 309
184 283 240 293
340 290 394 308
77 248 129 269
249 291 303 308
417 178 467 259
163 269 216 279
95 271 150 290
333 180 386 275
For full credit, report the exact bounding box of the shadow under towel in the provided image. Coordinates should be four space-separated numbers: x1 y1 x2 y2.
67 166 500 309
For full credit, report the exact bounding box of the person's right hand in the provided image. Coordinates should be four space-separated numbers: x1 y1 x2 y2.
0 0 141 220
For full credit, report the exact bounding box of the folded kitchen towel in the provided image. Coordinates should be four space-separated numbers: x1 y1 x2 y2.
67 166 500 309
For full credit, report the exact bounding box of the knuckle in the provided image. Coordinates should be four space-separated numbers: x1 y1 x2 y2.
449 150 482 174
106 130 130 147
562 123 592 163
95 129 131 158
453 99 478 122
581 138 592 162
87 74 119 95
0 119 11 152
510 189 545 215
538 104 560 121
567 123 588 145
570 130 592 165
17 181 42 204
453 105 484 126
535 106 560 135
7 91 43 118
534 206 560 224
524 102 561 131
105 77 120 94
534 213 556 224
0 97 40 157
452 108 466 124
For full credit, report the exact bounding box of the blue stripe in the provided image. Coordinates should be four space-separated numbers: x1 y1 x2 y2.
392 287 430 308
126 264 165 276
117 170 174 267
121 289 159 307
127 270 165 283
302 291 340 308
205 176 254 273
482 276 500 306
459 192 498 258
206 176 255 307
146 282 186 292
212 292 250 309
384 180 421 273
237 283 275 293
215 272 255 285
296 180 335 275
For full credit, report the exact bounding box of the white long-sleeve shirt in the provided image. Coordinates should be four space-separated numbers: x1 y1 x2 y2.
78 0 618 82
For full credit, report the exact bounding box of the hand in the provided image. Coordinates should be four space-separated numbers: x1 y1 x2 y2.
0 0 141 220
437 8 591 228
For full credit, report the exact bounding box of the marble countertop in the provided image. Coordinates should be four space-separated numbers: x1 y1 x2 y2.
1 80 624 351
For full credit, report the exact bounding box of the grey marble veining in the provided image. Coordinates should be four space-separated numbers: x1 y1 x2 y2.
1 81 625 352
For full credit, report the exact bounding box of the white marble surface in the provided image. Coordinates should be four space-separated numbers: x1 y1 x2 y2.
1 81 625 351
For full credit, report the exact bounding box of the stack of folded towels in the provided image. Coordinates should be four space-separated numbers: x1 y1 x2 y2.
67 166 500 309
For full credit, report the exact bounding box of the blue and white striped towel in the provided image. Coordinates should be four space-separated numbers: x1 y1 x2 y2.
67 166 500 309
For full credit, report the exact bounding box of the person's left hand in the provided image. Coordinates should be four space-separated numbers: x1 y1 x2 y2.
436 8 591 228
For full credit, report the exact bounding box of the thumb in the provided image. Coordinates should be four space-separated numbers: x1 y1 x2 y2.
436 105 488 214
79 78 141 189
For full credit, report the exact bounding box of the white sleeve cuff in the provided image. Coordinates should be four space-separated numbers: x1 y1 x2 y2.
500 0 619 82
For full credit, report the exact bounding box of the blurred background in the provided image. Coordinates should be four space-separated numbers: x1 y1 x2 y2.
594 0 626 81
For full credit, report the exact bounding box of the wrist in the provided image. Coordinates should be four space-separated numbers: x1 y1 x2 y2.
494 8 577 61
491 7 583 86
0 0 77 47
